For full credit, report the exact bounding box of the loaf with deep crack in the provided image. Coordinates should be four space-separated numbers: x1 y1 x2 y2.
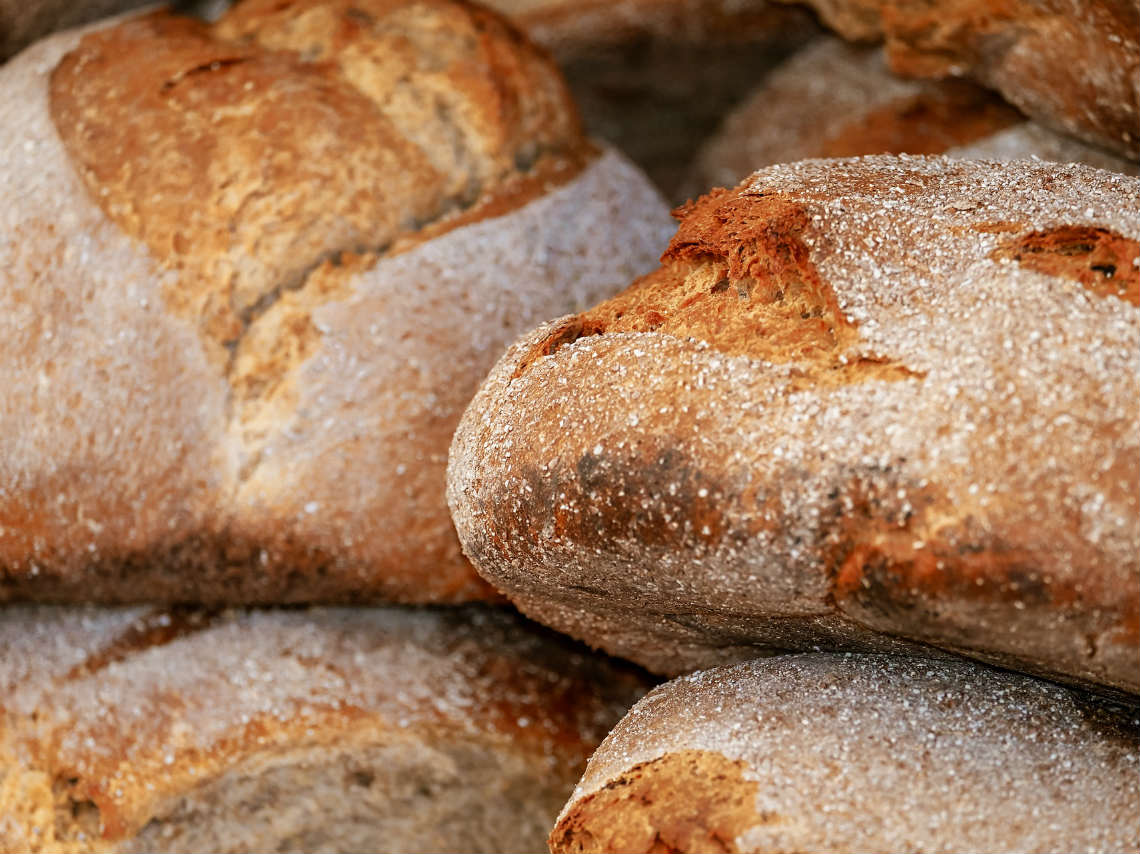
447 154 1140 697
0 0 674 604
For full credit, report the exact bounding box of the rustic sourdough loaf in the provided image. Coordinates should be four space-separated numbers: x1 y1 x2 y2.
550 654 1140 853
0 603 652 853
447 155 1140 696
0 0 673 604
768 0 1139 160
690 38 1137 196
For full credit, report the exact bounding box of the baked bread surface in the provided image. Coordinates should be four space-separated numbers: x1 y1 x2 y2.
448 154 1140 695
550 653 1140 853
0 1 674 604
0 604 652 853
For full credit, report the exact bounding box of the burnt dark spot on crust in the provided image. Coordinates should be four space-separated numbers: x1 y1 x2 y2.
990 225 1140 305
485 443 730 567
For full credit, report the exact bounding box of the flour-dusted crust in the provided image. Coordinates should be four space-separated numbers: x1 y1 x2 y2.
448 155 1140 695
0 1 674 604
550 654 1140 853
0 604 651 853
689 39 1135 196
770 0 1139 160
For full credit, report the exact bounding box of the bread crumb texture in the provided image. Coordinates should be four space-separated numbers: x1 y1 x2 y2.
0 605 651 852
551 654 1140 854
0 2 674 603
446 155 1140 695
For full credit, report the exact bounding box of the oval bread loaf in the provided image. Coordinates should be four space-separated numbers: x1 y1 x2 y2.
0 603 652 853
0 0 674 605
448 154 1140 696
550 654 1140 853
689 38 1137 196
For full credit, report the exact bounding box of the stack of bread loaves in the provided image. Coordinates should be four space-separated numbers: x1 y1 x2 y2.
4 0 1140 851
448 155 1140 848
0 0 673 850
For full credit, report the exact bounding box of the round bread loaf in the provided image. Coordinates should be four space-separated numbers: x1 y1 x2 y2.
689 38 1137 196
0 0 673 605
0 603 652 853
549 654 1140 853
768 0 1139 160
447 154 1140 696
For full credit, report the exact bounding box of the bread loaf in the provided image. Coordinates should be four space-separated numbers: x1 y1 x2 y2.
0 603 652 853
447 154 1140 696
550 654 1140 853
0 0 674 605
690 39 1137 196
769 0 1139 160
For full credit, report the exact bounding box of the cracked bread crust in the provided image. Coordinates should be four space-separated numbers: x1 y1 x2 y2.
0 605 652 852
774 0 1140 160
550 655 1140 854
446 155 1140 696
0 5 674 604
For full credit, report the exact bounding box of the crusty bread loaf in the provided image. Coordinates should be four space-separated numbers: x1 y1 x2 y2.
447 155 1140 696
769 0 1139 160
550 653 1140 853
0 0 673 605
0 603 652 853
689 39 1137 196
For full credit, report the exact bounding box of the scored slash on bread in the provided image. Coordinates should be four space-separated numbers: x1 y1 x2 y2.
447 154 1140 697
0 0 674 605
548 654 1140 854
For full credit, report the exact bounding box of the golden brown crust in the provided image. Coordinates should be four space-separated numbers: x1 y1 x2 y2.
447 155 1140 696
49 2 587 368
